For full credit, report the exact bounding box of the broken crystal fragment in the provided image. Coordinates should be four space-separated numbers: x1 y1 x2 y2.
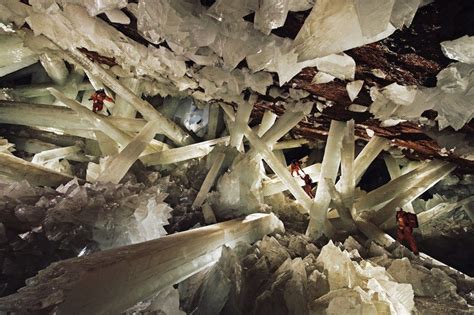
346 80 364 102
254 0 290 35
441 35 474 64
293 0 398 60
315 53 356 80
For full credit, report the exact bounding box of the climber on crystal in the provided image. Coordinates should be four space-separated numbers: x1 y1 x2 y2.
301 174 314 198
396 208 419 255
89 89 114 113
290 159 305 177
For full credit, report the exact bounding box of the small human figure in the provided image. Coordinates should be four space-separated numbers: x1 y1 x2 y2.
301 174 314 198
89 89 114 113
396 208 419 255
290 159 305 177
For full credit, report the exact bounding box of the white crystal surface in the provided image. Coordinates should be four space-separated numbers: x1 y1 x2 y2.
346 80 364 102
441 35 474 64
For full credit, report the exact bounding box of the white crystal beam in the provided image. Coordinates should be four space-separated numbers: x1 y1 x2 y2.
0 213 283 314
325 178 354 227
141 137 230 166
306 120 346 239
257 110 278 137
262 163 321 196
273 138 309 150
418 196 474 226
384 154 415 213
61 48 194 146
112 77 140 118
48 88 134 148
31 145 82 164
7 82 92 98
259 107 309 146
0 152 74 186
370 162 456 225
97 121 161 184
205 103 220 140
353 136 390 184
338 119 355 210
0 101 147 133
229 102 253 150
221 104 313 212
192 152 226 209
354 160 450 213
39 52 69 86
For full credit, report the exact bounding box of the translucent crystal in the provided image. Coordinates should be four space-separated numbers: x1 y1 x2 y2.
192 152 226 209
103 9 130 24
230 101 254 150
441 35 474 64
262 163 321 196
346 80 364 102
0 213 283 313
353 136 390 185
293 0 397 61
257 110 278 137
306 120 345 239
0 152 73 186
97 121 161 184
0 34 38 77
390 0 422 29
315 53 356 80
254 0 290 35
311 71 335 84
31 145 82 165
38 52 69 85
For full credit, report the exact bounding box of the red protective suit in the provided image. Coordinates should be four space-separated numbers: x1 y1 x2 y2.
290 160 304 177
89 90 113 113
396 210 419 255
301 174 314 198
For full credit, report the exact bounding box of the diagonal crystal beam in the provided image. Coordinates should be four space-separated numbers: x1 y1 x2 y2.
354 136 390 185
257 110 278 137
112 77 140 118
262 163 321 196
39 52 69 86
221 104 313 212
306 120 346 239
192 152 226 209
384 154 415 213
354 159 450 214
0 152 74 187
97 121 161 184
229 101 253 150
369 162 456 226
0 101 147 133
325 178 354 227
141 137 230 166
48 88 135 148
0 213 283 314
418 196 474 226
59 47 193 146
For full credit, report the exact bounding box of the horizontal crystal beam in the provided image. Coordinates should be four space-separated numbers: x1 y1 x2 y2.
192 152 226 209
141 137 230 166
61 47 193 146
262 163 321 196
97 121 161 184
0 152 74 186
7 82 92 98
306 120 346 239
221 104 313 212
0 101 147 133
353 136 390 184
0 213 284 314
32 145 82 164
418 196 474 225
272 138 309 150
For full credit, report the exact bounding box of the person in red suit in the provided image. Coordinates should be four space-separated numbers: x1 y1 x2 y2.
301 174 314 198
89 89 114 113
396 208 419 255
290 159 305 177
